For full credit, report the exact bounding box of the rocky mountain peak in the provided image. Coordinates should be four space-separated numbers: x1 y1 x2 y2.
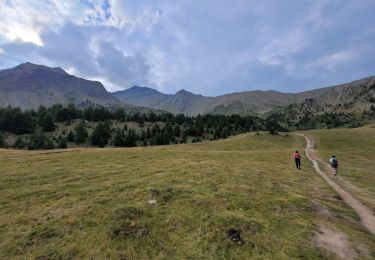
11 62 68 75
175 89 195 96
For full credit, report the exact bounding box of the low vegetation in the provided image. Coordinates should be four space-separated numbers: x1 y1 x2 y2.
269 100 375 131
267 83 375 130
1 132 374 258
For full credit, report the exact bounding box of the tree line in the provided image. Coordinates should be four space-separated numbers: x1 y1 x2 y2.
0 104 280 150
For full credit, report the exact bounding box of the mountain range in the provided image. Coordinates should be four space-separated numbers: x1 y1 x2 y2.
0 62 374 115
113 77 375 115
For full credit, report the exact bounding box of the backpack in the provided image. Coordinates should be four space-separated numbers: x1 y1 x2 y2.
294 153 300 159
331 158 338 167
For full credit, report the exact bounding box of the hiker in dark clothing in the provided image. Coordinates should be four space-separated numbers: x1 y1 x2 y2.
330 155 339 176
293 150 301 170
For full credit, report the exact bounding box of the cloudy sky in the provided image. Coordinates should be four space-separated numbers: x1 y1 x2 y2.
0 0 374 95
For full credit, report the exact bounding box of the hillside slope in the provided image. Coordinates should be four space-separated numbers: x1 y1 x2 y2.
269 78 375 129
0 63 122 109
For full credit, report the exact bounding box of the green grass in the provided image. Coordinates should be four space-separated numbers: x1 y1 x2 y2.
0 133 374 259
307 125 375 211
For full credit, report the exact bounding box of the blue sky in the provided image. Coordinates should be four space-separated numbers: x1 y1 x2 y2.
0 0 374 95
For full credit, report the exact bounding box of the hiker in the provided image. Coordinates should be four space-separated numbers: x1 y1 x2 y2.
329 155 339 175
293 150 301 170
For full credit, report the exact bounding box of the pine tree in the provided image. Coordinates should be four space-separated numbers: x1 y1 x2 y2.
40 112 55 132
113 129 126 147
173 125 181 137
0 132 5 148
146 127 151 138
165 122 173 138
124 129 137 147
74 121 88 143
67 131 74 142
181 130 187 143
91 122 111 147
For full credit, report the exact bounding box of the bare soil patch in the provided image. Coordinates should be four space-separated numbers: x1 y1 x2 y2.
314 226 357 260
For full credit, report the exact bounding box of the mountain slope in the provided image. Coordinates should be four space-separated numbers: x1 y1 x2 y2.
112 87 215 115
268 77 375 129
157 89 215 115
113 87 298 115
0 63 121 109
294 75 375 107
112 86 171 108
113 76 375 116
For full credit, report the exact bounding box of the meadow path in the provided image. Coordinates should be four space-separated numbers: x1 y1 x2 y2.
225 132 254 141
300 134 375 236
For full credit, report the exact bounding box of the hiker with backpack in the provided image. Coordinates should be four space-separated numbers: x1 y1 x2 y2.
293 150 301 170
329 155 339 175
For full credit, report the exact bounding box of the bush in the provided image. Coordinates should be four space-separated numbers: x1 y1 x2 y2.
13 137 25 149
27 134 46 150
57 136 68 149
43 138 55 150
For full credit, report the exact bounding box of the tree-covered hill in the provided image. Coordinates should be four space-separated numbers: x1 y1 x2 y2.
0 104 267 150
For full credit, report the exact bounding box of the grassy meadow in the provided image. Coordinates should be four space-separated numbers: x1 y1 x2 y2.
307 125 375 211
0 132 374 259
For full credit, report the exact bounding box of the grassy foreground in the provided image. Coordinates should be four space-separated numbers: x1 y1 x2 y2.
0 133 374 259
307 125 375 211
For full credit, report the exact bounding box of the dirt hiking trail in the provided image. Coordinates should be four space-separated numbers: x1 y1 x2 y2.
300 134 375 236
225 132 254 141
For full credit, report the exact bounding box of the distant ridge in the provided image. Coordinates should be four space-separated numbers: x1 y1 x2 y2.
113 76 375 115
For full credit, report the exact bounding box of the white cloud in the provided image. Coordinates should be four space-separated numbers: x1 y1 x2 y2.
258 27 308 66
0 0 114 46
316 50 358 70
65 67 76 75
109 0 164 34
0 0 47 45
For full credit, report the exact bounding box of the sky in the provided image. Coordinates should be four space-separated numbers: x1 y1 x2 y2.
0 0 375 96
